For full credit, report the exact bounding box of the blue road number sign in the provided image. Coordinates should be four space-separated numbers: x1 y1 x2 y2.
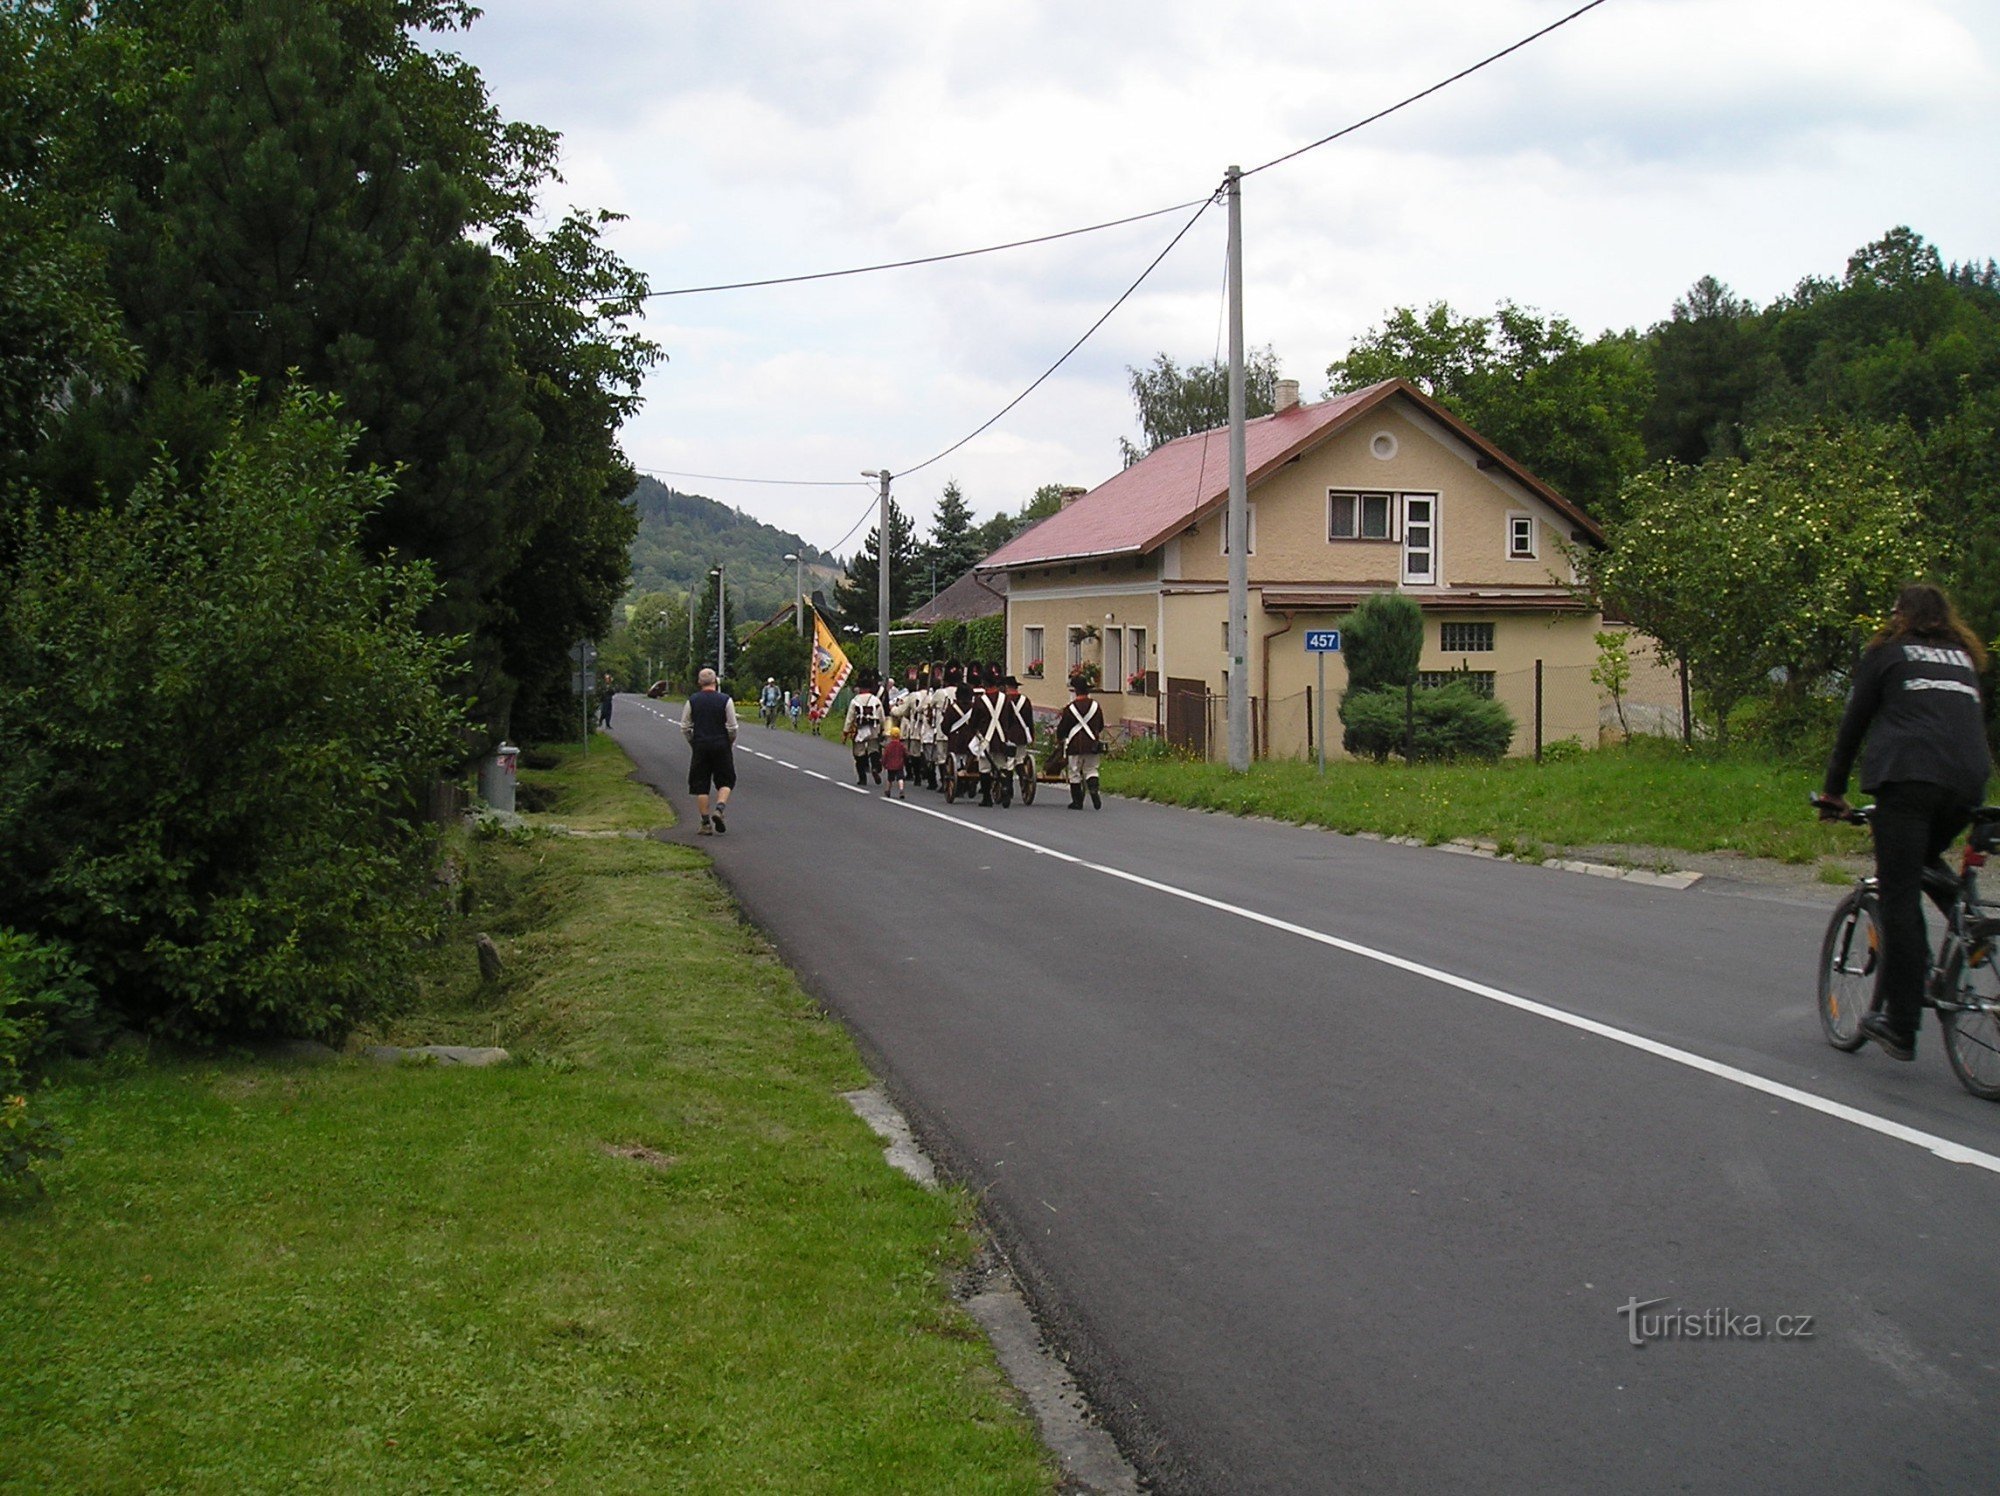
1305 630 1342 652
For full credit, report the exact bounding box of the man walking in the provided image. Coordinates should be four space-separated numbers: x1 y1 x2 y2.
1054 673 1107 809
599 673 616 729
681 667 738 835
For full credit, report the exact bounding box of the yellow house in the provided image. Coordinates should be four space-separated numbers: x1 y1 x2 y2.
979 378 1610 759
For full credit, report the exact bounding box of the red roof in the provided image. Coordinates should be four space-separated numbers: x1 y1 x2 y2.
978 379 1600 570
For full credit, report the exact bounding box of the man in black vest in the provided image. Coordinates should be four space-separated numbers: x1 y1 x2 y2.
681 667 738 835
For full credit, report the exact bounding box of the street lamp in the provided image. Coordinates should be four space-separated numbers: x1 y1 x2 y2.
784 552 804 638
710 565 725 680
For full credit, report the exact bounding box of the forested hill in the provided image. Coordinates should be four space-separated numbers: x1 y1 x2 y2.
626 476 837 619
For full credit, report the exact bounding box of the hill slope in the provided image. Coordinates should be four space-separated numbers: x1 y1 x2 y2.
626 477 838 619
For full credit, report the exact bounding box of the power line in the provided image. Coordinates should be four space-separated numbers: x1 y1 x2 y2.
1242 0 1612 180
890 191 1220 483
635 198 1214 301
636 466 869 490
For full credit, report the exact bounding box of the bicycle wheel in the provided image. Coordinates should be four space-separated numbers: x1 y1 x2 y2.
1939 940 2000 1100
1817 888 1879 1052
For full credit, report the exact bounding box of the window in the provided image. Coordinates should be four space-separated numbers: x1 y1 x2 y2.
1440 622 1494 653
1508 513 1537 559
1402 494 1436 584
1023 626 1044 677
1104 628 1125 693
1329 490 1394 541
1128 626 1149 690
1219 503 1257 555
1066 626 1085 674
1417 670 1495 698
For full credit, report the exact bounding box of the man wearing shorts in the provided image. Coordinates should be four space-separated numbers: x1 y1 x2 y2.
681 667 738 835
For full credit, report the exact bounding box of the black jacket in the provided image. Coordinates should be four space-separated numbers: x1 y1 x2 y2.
1823 637 1991 802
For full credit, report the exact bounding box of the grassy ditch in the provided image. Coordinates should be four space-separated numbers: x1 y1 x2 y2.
0 744 1050 1494
1106 736 1861 866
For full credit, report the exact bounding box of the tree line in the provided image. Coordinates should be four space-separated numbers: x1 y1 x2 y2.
0 0 654 1052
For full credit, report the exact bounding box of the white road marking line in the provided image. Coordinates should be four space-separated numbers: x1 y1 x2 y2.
878 795 2000 1179
840 783 868 794
776 761 798 769
803 770 829 781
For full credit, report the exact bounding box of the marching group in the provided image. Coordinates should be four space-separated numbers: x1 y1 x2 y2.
841 664 1108 811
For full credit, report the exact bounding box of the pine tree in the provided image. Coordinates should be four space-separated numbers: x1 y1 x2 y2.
834 498 921 632
922 480 981 595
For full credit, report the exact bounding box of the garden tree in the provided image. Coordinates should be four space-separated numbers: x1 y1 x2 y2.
1641 276 1771 466
1119 346 1280 466
689 568 744 684
1327 302 1649 522
1336 592 1424 696
0 391 466 1039
11 0 653 742
627 590 691 685
1585 423 1936 745
964 480 1073 558
486 207 660 738
921 480 982 591
739 626 810 694
833 497 922 632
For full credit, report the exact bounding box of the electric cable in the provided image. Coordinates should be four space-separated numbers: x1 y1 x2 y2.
888 191 1220 483
1241 0 1611 180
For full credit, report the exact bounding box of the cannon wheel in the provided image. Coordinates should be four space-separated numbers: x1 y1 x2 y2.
1019 758 1037 805
944 761 959 803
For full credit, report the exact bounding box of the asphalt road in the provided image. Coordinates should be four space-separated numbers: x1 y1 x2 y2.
611 697 2000 1494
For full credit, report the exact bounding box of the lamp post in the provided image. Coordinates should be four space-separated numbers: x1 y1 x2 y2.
784 552 804 638
861 469 891 687
710 565 725 680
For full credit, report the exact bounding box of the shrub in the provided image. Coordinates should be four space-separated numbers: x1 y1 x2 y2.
0 389 467 1041
1340 685 1516 763
0 929 91 1193
1541 736 1586 763
1338 593 1424 695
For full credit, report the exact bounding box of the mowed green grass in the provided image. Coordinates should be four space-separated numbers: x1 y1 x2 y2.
1106 737 1860 865
0 744 1050 1494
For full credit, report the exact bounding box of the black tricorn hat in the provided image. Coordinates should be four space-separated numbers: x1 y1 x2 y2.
1002 674 1020 688
1069 673 1092 693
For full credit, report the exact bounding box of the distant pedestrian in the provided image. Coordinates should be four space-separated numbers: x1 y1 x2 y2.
881 723 909 799
788 689 803 725
681 667 738 835
599 673 616 728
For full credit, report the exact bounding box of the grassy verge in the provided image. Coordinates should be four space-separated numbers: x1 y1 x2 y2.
1106 737 1859 865
0 744 1050 1494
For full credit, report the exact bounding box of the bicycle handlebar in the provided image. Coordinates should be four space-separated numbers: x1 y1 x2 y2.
1809 793 1871 826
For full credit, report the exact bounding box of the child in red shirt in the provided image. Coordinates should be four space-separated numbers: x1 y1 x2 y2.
880 724 909 799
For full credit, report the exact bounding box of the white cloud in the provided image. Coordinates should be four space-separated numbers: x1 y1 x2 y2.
442 0 2000 550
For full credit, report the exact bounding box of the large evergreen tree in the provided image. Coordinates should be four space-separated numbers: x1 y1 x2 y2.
834 498 921 632
921 480 981 593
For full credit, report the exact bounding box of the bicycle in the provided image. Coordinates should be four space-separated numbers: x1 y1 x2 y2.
1813 798 2000 1099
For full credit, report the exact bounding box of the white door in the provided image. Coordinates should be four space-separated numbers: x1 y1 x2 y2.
1403 495 1436 585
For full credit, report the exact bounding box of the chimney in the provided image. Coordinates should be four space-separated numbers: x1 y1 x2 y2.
1059 485 1088 509
1274 378 1300 413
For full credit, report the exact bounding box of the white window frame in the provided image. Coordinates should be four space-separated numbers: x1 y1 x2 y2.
1066 625 1085 674
1103 627 1125 694
1219 502 1257 555
1402 493 1438 585
1328 489 1396 542
1128 625 1149 691
1022 625 1045 678
1507 512 1538 560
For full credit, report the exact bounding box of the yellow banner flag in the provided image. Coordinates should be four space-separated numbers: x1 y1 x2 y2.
808 611 852 722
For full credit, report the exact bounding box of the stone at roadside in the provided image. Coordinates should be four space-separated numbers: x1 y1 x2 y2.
364 1045 511 1067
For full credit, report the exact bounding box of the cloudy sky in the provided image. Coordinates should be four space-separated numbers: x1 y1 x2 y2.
441 0 1999 555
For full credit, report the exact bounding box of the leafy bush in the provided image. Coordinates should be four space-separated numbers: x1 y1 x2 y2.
1540 736 1586 763
1341 685 1516 763
0 390 467 1041
0 929 91 1192
1338 593 1424 695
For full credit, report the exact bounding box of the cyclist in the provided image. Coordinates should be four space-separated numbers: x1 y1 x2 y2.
759 677 782 729
1818 583 1991 1061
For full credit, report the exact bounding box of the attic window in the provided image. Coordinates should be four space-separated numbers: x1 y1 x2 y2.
1370 432 1398 460
1329 490 1394 541
1508 513 1537 559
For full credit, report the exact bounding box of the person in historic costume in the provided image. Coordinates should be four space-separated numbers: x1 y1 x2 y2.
943 664 981 800
843 672 886 786
1054 672 1108 809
